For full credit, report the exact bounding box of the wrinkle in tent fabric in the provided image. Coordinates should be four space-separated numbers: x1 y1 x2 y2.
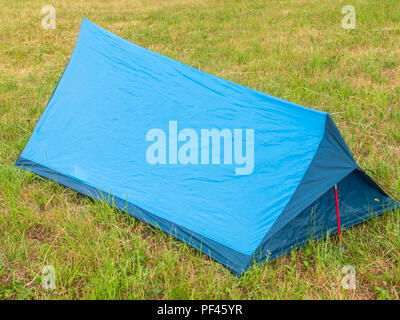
16 18 399 275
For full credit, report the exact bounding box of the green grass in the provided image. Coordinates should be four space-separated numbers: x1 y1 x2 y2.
1 0 399 299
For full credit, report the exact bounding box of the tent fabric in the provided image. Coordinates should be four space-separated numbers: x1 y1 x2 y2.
16 18 398 275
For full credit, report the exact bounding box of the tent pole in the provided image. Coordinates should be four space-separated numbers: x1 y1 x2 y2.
334 184 341 239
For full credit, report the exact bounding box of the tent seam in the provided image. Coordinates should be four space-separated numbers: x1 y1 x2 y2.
249 113 329 261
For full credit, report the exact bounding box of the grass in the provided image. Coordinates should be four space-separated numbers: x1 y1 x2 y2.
0 0 399 299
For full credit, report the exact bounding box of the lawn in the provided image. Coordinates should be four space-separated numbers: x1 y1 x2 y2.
0 0 399 299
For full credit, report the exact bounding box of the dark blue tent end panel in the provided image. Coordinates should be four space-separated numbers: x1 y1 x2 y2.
252 168 398 270
16 18 399 275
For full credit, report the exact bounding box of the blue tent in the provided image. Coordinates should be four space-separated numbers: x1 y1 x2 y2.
17 18 398 275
